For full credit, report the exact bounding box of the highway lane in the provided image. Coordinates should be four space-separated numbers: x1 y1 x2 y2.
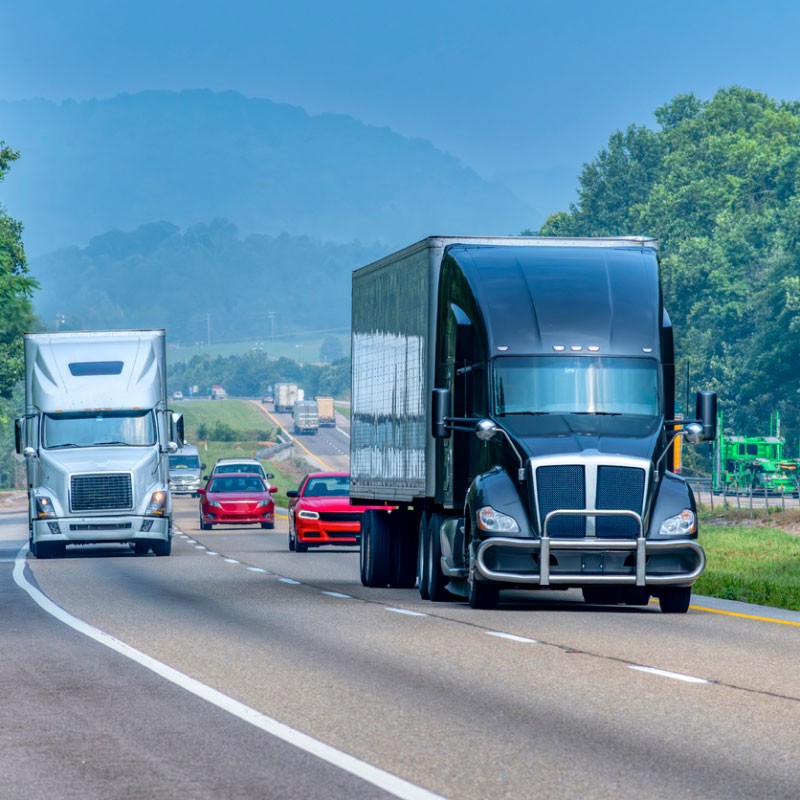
13 498 800 799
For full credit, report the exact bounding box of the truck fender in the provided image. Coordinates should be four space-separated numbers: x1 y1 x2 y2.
465 467 534 540
648 472 698 539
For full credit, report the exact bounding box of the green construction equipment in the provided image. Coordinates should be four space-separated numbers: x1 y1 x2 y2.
712 411 799 495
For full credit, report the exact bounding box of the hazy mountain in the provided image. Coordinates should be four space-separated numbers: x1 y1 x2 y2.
31 219 383 343
0 90 532 255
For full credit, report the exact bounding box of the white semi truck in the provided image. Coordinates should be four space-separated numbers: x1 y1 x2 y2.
16 330 183 558
274 383 299 413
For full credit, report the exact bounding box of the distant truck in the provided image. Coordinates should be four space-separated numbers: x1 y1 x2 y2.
210 384 227 400
274 383 298 413
168 443 206 497
17 330 183 558
350 236 717 612
316 396 336 427
293 400 319 435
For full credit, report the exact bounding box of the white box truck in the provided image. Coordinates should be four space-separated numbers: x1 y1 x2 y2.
274 383 298 413
315 396 336 427
16 330 183 558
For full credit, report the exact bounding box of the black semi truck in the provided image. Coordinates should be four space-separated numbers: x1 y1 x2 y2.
350 236 716 612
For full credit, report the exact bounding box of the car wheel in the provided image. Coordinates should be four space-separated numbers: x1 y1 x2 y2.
288 519 296 551
426 512 452 601
260 522 274 529
200 515 212 531
295 536 308 553
417 511 430 600
658 586 691 614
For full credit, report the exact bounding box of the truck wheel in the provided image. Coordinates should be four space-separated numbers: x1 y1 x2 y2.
31 540 61 559
468 577 498 609
359 513 369 585
582 586 622 605
622 587 651 606
390 514 417 588
152 537 171 557
658 586 691 614
417 512 430 599
426 513 452 601
133 542 150 555
362 510 391 587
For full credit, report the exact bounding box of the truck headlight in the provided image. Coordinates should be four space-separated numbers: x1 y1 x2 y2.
35 495 56 519
298 510 319 520
477 506 520 533
659 509 696 537
146 490 167 516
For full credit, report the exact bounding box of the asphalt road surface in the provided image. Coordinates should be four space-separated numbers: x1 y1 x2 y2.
3 497 800 799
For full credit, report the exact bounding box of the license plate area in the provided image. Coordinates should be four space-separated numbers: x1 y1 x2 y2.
581 552 604 574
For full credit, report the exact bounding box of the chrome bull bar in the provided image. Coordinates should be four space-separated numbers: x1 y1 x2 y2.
475 509 705 587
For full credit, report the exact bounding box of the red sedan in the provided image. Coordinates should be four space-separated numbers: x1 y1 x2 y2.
287 472 379 552
198 473 277 530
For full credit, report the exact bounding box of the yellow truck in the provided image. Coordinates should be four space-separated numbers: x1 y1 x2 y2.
315 396 336 427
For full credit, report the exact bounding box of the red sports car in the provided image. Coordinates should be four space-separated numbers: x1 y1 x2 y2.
198 473 277 530
287 472 381 552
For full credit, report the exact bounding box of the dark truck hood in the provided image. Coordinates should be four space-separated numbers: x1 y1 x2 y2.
499 413 663 462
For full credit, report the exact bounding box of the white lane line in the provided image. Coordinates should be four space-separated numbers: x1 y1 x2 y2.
485 631 538 644
279 577 301 585
224 558 240 564
322 591 352 599
247 567 267 573
12 545 447 800
206 551 219 556
385 607 427 617
194 545 206 550
186 539 196 544
627 665 709 684
336 428 350 439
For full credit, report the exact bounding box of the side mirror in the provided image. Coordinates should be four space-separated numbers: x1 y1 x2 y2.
201 463 207 470
197 487 205 495
203 475 209 481
14 418 23 455
431 388 451 438
269 486 278 494
286 490 299 498
167 442 179 454
266 473 275 479
23 446 37 458
682 422 704 446
696 391 717 441
170 412 185 449
475 419 499 442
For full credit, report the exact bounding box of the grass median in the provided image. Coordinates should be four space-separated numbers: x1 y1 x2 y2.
695 523 800 611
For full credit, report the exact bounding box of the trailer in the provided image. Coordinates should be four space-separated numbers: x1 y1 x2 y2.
274 383 298 413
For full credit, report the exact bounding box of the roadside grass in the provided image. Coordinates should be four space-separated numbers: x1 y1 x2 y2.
174 399 272 439
695 524 800 611
335 405 350 419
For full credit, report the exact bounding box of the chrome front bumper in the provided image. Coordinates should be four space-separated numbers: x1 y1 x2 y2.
475 509 705 587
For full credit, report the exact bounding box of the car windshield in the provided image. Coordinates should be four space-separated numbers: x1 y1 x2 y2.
493 356 660 417
214 463 265 476
304 475 350 497
169 456 200 469
43 410 156 448
209 476 265 493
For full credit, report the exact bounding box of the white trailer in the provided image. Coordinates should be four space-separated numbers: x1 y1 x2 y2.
274 383 299 413
16 330 183 558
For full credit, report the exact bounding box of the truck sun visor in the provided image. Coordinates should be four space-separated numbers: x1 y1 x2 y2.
68 361 124 376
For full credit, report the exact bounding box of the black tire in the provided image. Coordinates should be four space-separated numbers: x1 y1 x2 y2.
152 537 171 557
31 540 62 559
260 521 275 529
426 512 452 601
295 528 308 552
200 515 212 530
582 586 623 605
359 512 370 585
658 586 691 614
468 577 498 609
622 587 651 606
133 541 150 555
417 511 430 600
362 510 391 587
390 514 418 588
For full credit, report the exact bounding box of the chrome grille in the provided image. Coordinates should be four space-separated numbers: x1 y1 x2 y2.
70 473 133 512
596 466 645 539
536 465 586 538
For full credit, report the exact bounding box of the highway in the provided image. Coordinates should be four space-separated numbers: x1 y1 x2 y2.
4 485 800 798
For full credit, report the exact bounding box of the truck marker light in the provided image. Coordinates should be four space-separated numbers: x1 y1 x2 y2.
570 345 583 351
497 346 509 351
642 347 653 353
553 345 565 351
588 345 600 352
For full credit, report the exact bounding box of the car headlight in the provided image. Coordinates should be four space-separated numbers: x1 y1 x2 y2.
209 500 222 508
298 509 319 520
659 509 696 537
145 490 167 516
477 506 520 533
257 499 272 508
35 495 56 519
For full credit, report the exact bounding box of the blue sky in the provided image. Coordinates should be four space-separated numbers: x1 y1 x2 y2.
3 0 800 186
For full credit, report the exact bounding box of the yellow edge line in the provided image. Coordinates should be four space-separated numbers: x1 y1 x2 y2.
649 597 800 626
275 513 289 520
249 400 334 472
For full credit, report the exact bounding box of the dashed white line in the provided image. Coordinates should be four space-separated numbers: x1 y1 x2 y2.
12 544 447 800
336 427 350 439
206 551 219 556
385 607 427 617
322 591 352 599
247 567 267 573
627 665 709 684
485 631 538 644
224 558 240 564
194 545 206 550
279 577 301 585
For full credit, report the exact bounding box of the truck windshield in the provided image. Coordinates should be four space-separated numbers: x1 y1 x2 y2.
169 456 200 469
493 356 660 417
43 410 156 449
